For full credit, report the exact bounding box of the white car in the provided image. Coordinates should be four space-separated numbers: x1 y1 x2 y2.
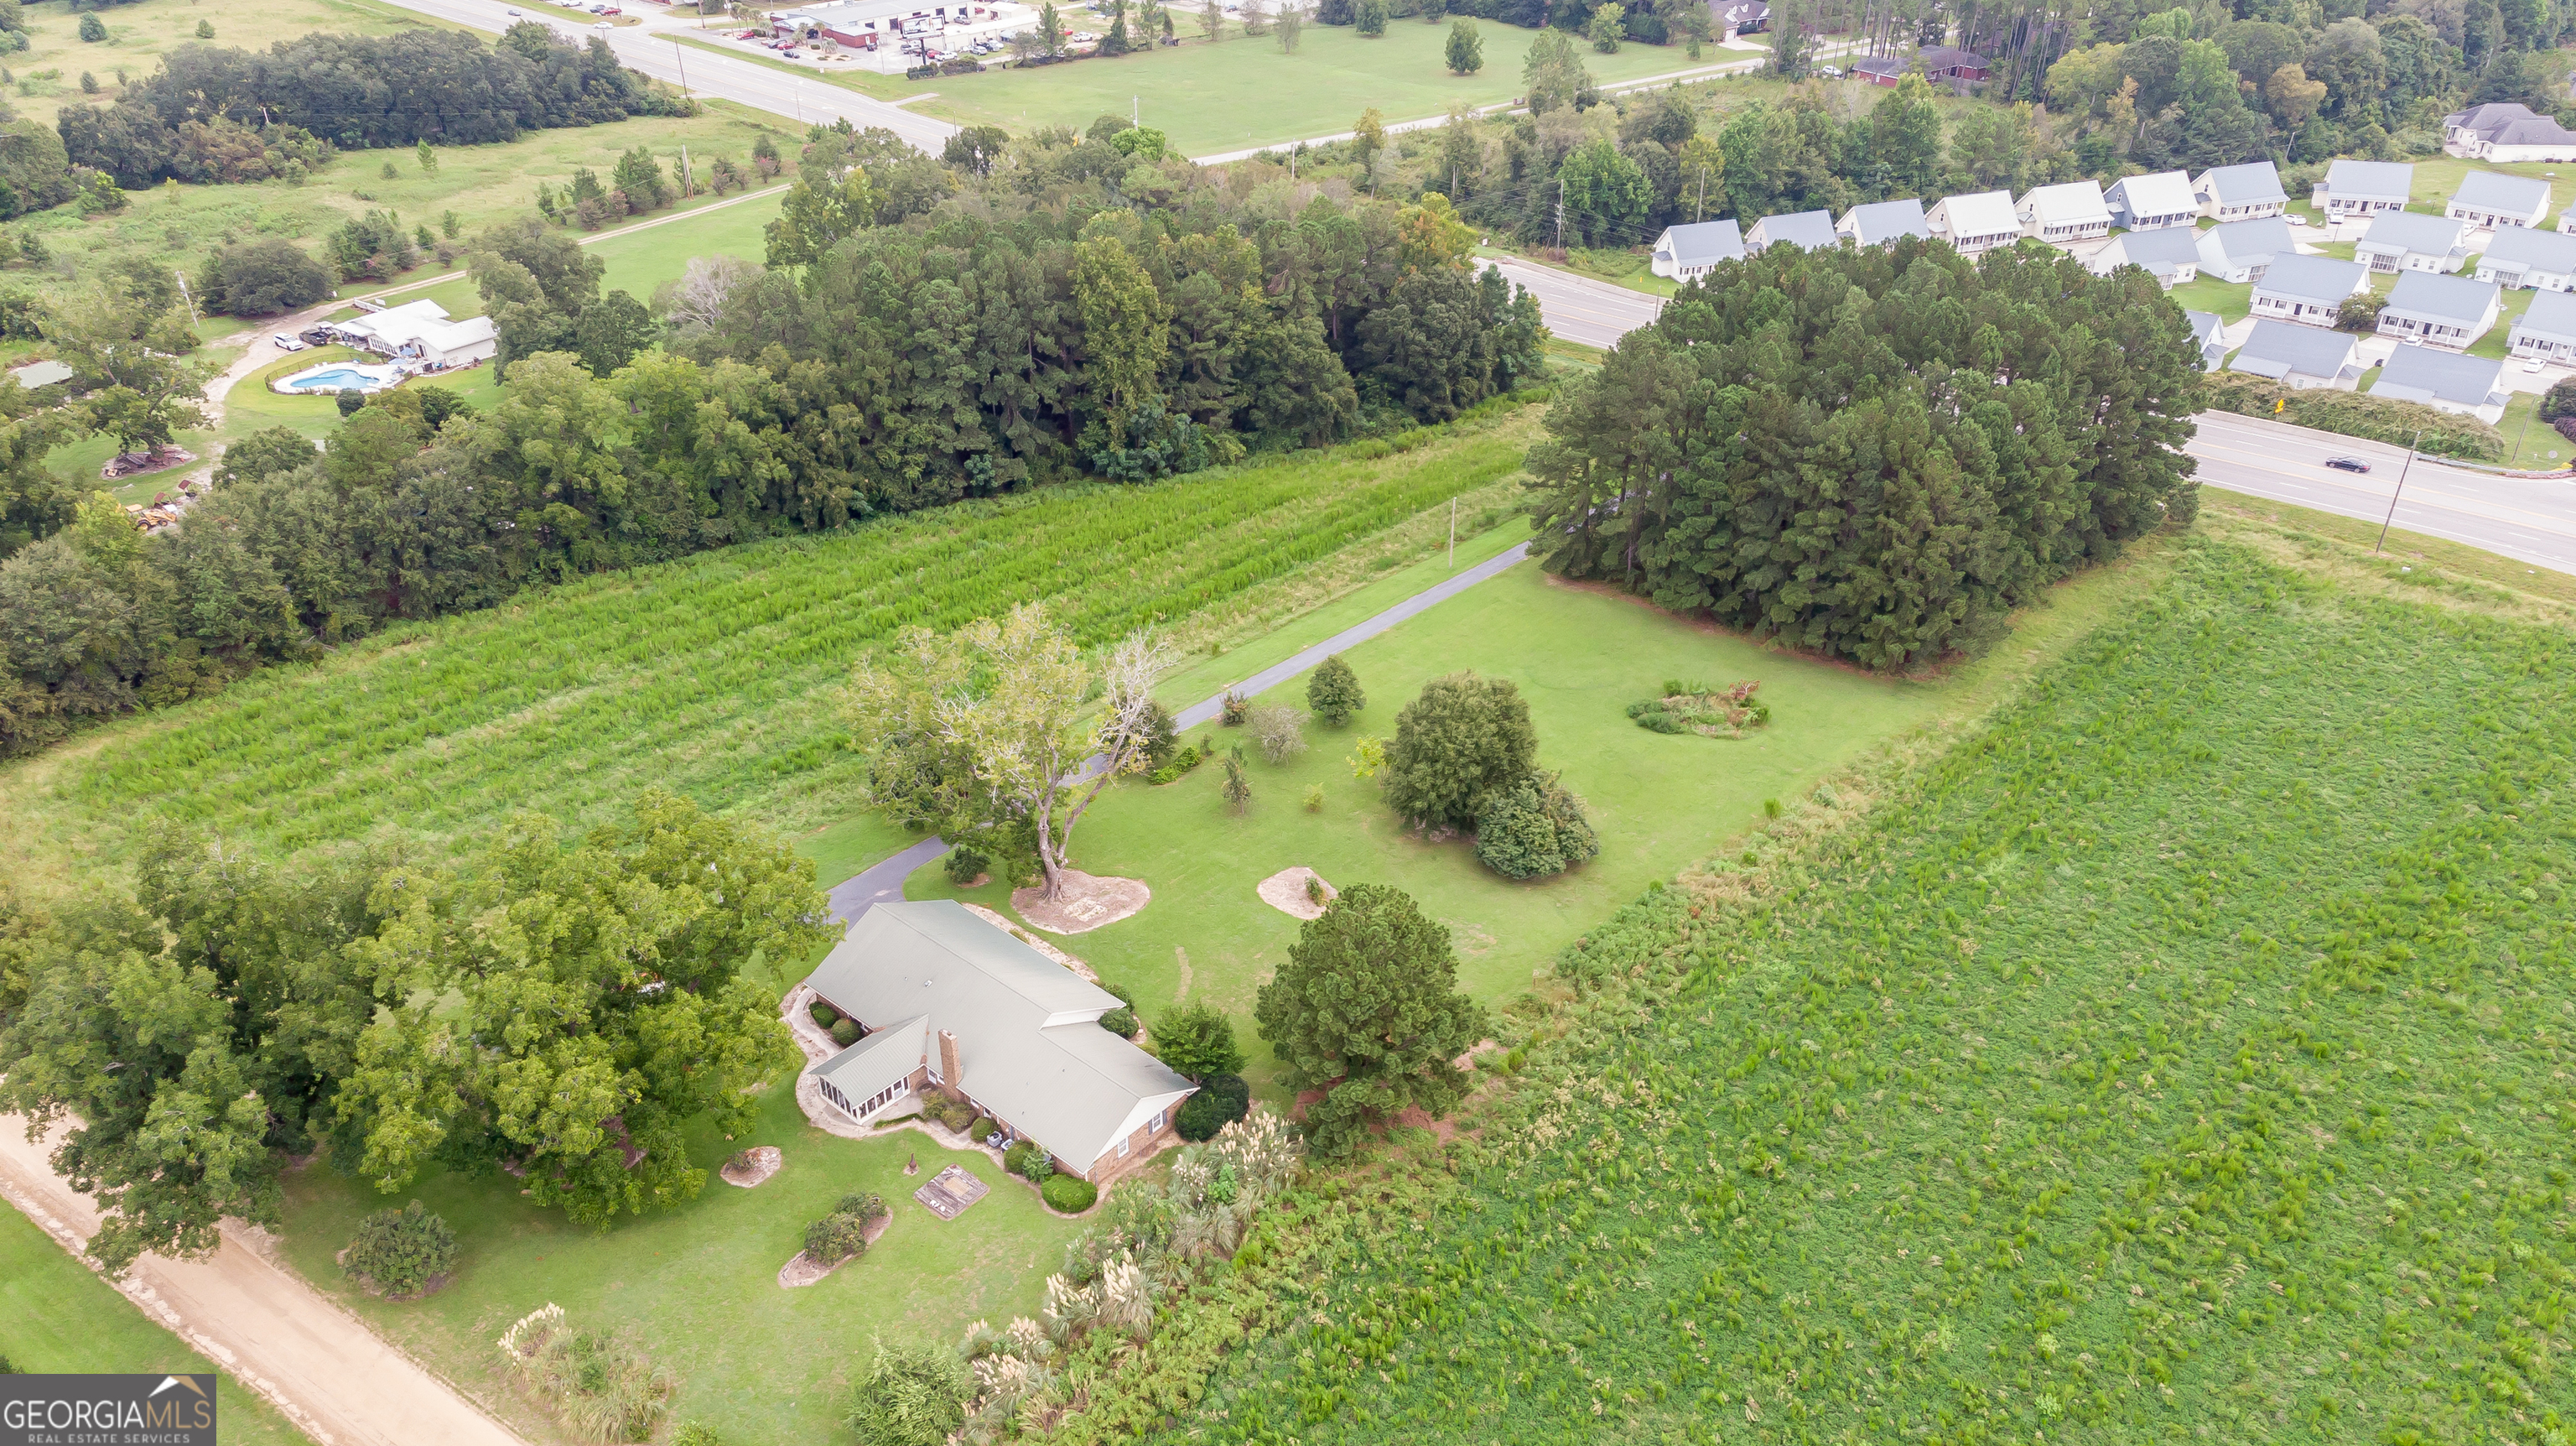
2286 214 2308 226
595 18 613 26
273 334 308 352
2525 356 2546 372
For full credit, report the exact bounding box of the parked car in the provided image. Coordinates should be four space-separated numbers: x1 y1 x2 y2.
506 6 522 13
272 334 308 352
2525 356 2547 372
298 327 334 346
2324 456 2371 474
2286 214 2308 226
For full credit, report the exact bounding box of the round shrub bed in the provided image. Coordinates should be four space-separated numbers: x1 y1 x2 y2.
828 1017 860 1047
1041 1174 1098 1214
1176 1074 1251 1142
343 1199 458 1297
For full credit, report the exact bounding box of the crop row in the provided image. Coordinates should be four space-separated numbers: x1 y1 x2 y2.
44 429 1530 857
1164 543 2576 1444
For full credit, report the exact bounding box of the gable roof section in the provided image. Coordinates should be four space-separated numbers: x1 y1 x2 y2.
1841 198 1929 245
2106 170 2195 218
2513 287 2576 342
2107 226 2202 269
2481 223 2576 275
2375 344 2506 407
811 1015 931 1105
1931 189 2018 238
2229 319 2357 381
2184 310 2225 348
1660 219 1744 267
2324 159 2415 200
2447 101 2541 133
2488 116 2576 147
2199 216 2294 268
804 901 1192 1175
2451 170 2552 218
1748 209 1836 250
2381 268 2500 325
2254 253 2366 307
2021 180 2110 222
2355 210 2464 257
2198 161 2286 205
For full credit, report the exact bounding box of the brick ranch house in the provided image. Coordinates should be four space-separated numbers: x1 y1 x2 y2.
800 900 1196 1185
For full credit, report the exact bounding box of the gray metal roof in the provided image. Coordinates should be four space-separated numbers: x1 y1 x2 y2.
2324 159 2415 201
2512 287 2576 343
2184 309 2225 346
1658 219 1744 267
2446 102 2542 135
812 1015 931 1105
2106 226 2202 269
2104 170 2196 220
2381 268 2501 326
803 901 1193 1175
1747 210 1837 251
2480 223 2576 274
2228 319 2358 382
2019 180 2110 223
1931 189 2019 239
2196 161 2286 205
2374 343 2506 407
2354 210 2464 258
1841 198 1930 246
2197 216 2294 269
2255 253 2366 308
2450 170 2553 218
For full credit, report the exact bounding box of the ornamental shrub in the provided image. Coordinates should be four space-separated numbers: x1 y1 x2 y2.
809 1000 840 1027
1175 1073 1250 1141
78 13 106 42
804 1209 868 1266
343 1200 459 1295
934 1095 976 1131
1384 673 1537 830
1306 653 1364 726
834 1191 889 1223
1005 1140 1053 1183
943 845 987 886
1099 1004 1138 1038
1473 770 1598 879
1041 1173 1098 1213
829 1017 861 1047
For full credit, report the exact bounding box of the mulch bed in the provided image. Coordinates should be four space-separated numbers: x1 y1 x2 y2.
776 1212 891 1289
1010 870 1150 934
719 1146 782 1189
1256 866 1337 921
912 1163 990 1220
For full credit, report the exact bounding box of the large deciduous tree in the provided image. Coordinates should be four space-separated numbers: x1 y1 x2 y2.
1254 884 1488 1158
843 603 1174 900
1383 672 1537 830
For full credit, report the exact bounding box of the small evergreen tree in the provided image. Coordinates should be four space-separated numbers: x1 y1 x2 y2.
1383 673 1536 830
342 1201 459 1295
195 18 214 37
1356 0 1387 33
77 13 106 42
415 139 438 174
1306 653 1365 726
1472 770 1597 878
1221 745 1253 814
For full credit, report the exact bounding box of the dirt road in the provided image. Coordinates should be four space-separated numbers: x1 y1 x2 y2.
0 1114 527 1446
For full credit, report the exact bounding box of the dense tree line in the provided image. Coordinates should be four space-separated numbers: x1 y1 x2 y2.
0 124 1545 755
0 793 830 1270
57 24 689 188
1527 238 2200 668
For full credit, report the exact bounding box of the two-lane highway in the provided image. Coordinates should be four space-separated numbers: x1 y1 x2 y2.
2189 411 2576 575
1482 255 1665 351
375 0 958 152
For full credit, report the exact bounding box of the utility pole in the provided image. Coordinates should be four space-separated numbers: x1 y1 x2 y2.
2375 427 2425 554
1447 497 1456 570
671 37 691 98
1553 176 1565 252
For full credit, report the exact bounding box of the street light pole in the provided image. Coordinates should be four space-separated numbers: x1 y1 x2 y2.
2374 426 2425 554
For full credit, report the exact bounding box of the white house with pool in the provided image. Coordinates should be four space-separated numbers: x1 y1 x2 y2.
321 299 497 372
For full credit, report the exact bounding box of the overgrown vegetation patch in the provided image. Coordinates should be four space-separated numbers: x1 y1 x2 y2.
1625 678 1768 737
1159 541 2576 1444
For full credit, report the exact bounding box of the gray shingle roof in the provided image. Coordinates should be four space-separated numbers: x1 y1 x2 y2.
2196 161 2286 206
2229 319 2358 382
2512 287 2576 343
1747 210 1837 251
2451 170 2553 217
802 901 1193 1175
2480 223 2576 275
2104 169 2195 221
1658 219 1744 267
1841 198 1930 246
2354 210 2464 259
2374 344 2506 407
2198 216 2295 269
2489 117 2576 147
2446 102 2542 134
2324 159 2415 201
2381 269 2501 326
2254 253 2366 308
2107 226 2203 269
9 360 74 388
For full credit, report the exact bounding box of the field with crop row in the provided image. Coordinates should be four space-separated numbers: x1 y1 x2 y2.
1171 539 2576 1444
8 419 1535 867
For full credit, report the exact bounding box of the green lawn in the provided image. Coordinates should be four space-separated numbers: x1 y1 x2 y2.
2167 274 2250 324
906 23 1716 155
0 1205 309 1445
2465 281 2537 359
2490 388 2571 468
4 0 434 127
274 1081 1084 1446
2398 153 2574 221
900 523 2165 1103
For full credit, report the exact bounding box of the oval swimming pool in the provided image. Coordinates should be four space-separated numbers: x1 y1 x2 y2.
286 367 380 391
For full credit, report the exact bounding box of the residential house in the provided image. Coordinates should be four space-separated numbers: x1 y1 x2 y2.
2086 225 2201 286
2446 170 2553 231
323 299 496 370
2442 101 2576 162
2375 269 2503 349
1649 220 1744 281
1851 55 1908 85
1744 209 1837 252
2351 211 2467 274
2192 161 2288 221
2475 224 2576 291
2184 309 2228 372
2227 319 2363 389
2313 159 2413 221
2371 344 2511 424
2250 253 2367 327
2016 180 2112 242
1712 0 1768 37
2507 287 2576 361
2194 216 2297 283
2101 170 2197 231
799 901 1196 1185
1836 198 1931 247
1925 190 2021 255
1917 45 1989 80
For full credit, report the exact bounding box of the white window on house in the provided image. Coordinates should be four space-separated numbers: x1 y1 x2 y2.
1116 1137 1131 1157
1150 1110 1167 1133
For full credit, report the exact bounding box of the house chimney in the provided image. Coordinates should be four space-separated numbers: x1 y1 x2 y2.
937 1028 962 1089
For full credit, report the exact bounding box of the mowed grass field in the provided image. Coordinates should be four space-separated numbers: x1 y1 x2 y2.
273 1082 1082 1446
0 1206 309 1445
1161 535 2576 1446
